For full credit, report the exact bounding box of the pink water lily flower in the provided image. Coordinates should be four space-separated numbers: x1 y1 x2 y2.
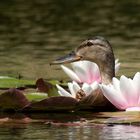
56 81 98 99
101 72 140 111
61 59 120 84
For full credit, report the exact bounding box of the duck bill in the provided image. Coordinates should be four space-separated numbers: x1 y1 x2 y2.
50 52 82 65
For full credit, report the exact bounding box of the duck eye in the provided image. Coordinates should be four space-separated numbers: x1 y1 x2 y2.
87 41 93 46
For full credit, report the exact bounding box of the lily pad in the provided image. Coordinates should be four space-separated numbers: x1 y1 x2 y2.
36 78 60 97
25 92 48 102
0 77 34 89
24 96 78 111
0 88 30 111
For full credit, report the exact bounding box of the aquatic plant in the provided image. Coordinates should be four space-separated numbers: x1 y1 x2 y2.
56 81 98 100
61 59 120 84
101 72 140 111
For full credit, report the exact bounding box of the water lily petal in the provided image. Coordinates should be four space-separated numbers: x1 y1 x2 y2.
120 75 137 106
115 63 120 74
72 81 81 92
72 61 101 84
133 72 140 105
90 63 101 83
90 81 99 91
112 77 120 91
128 78 139 106
71 61 84 69
68 82 76 98
115 59 119 64
56 84 72 97
72 61 92 84
115 59 120 74
126 107 140 112
62 59 120 84
58 91 63 96
72 65 88 83
133 72 140 92
101 84 127 110
61 65 81 83
82 83 93 96
81 61 101 83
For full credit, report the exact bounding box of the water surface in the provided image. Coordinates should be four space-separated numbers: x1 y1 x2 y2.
1 123 140 140
0 0 139 79
0 112 140 140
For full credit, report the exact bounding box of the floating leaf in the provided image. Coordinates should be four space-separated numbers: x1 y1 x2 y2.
25 92 48 102
36 78 52 93
49 80 68 86
36 78 60 97
0 88 30 111
0 78 35 89
24 96 78 111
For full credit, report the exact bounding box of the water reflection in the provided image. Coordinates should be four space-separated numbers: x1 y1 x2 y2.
101 125 140 140
0 122 140 140
0 0 139 79
0 112 140 139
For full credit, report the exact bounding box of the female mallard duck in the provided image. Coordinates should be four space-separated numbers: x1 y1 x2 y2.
51 36 116 110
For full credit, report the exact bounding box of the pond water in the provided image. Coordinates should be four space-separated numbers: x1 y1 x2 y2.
1 122 140 140
0 0 140 80
0 0 140 139
0 112 140 140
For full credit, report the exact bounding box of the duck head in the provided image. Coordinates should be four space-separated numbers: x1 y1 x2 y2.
51 36 115 84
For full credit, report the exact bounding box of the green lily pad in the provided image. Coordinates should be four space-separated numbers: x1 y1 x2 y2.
25 92 48 102
49 80 68 86
0 77 35 89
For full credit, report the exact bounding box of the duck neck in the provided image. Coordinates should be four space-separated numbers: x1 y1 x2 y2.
100 68 115 84
98 59 115 85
